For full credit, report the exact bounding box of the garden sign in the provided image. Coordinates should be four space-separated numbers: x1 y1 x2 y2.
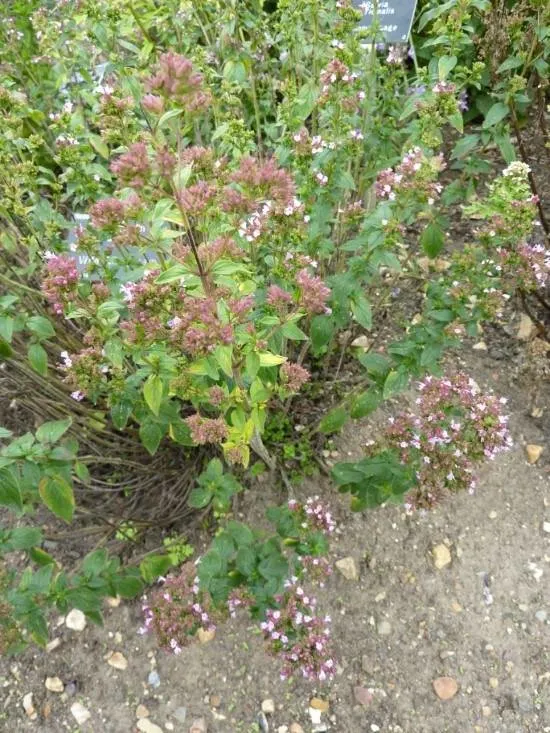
353 0 418 43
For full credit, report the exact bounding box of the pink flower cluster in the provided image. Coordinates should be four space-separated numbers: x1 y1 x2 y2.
140 564 217 654
230 156 296 214
298 554 333 587
500 242 550 290
260 579 336 682
295 268 331 315
378 373 512 511
288 496 336 536
110 141 150 188
280 362 310 393
184 414 228 445
145 52 211 111
375 147 445 204
90 193 141 228
41 254 79 315
168 294 234 355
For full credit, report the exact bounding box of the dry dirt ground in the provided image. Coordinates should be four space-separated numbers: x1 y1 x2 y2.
1 345 550 733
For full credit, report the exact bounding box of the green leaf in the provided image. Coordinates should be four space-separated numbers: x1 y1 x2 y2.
82 549 109 575
438 55 457 79
139 422 163 455
188 486 212 509
245 351 260 379
157 108 184 127
214 344 233 378
447 112 463 133
319 407 348 434
111 401 133 430
290 82 319 122
420 222 445 258
0 427 13 439
351 295 373 330
223 59 247 83
235 546 256 577
113 572 143 598
310 315 335 354
0 316 14 343
154 264 189 284
0 337 13 358
29 547 56 566
482 102 509 129
198 549 224 581
89 134 109 159
3 527 42 552
103 339 123 368
226 521 255 546
259 352 287 367
350 391 381 419
27 315 56 340
168 420 193 446
36 418 72 444
281 322 308 340
140 554 174 583
0 468 22 511
143 374 163 416
383 370 409 399
28 343 48 376
450 133 479 160
496 57 522 73
38 475 75 523
75 462 90 483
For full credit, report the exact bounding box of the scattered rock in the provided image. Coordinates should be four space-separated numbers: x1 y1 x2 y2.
439 650 455 660
173 707 187 723
42 701 52 719
114 631 122 644
309 708 322 726
197 627 216 643
432 544 452 569
351 335 370 350
543 521 550 534
137 719 164 733
482 706 492 717
489 678 499 689
310 697 330 712
105 596 121 607
70 701 91 725
353 686 373 706
45 676 64 693
65 608 87 631
289 725 304 733
451 600 463 613
209 694 221 708
377 620 392 636
189 718 207 733
278 727 289 733
517 313 536 341
526 444 544 464
432 676 459 700
535 610 548 623
489 510 498 519
136 704 150 718
257 711 269 732
107 651 128 670
147 670 161 688
46 638 61 652
335 556 359 581
262 699 275 715
472 341 488 351
22 693 38 720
